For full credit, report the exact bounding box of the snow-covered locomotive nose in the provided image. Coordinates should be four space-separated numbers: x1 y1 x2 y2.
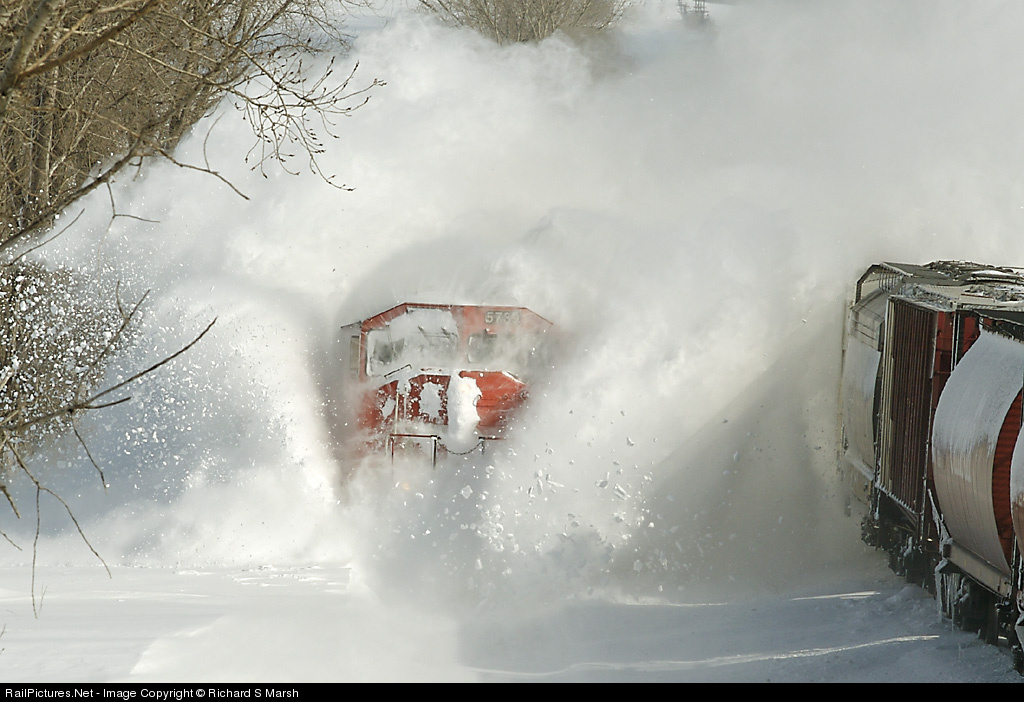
336 303 551 464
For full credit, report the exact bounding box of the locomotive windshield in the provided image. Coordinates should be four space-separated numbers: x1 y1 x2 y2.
365 307 461 376
467 332 505 363
467 331 547 373
362 305 551 377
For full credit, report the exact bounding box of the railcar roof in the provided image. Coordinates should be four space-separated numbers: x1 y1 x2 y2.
880 260 1024 311
342 303 554 331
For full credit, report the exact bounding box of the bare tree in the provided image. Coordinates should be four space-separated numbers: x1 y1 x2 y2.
0 265 215 611
0 1 376 569
418 0 625 44
0 0 376 252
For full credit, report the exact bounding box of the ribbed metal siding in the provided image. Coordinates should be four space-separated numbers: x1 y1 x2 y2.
878 298 936 513
841 338 881 481
841 289 887 481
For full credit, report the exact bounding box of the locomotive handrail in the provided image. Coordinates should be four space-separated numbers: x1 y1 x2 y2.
384 363 413 379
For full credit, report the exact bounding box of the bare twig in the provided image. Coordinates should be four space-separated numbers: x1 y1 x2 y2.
0 311 214 435
156 148 250 200
0 482 19 519
0 529 19 549
12 443 110 587
72 418 105 490
31 479 40 616
9 209 84 264
85 317 217 408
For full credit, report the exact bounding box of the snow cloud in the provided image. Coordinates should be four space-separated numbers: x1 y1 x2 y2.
11 1 1024 604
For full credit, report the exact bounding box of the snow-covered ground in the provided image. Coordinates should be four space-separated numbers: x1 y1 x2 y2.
0 565 1019 682
3 0 1024 682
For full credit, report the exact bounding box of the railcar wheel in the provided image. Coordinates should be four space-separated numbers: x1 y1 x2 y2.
937 570 960 620
979 593 999 645
945 573 976 631
1016 612 1024 674
861 513 880 548
949 576 967 625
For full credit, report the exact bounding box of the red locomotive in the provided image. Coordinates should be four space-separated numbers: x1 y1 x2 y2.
841 261 1024 670
337 303 553 464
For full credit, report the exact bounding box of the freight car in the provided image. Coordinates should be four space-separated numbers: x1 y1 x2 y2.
840 261 1024 669
336 303 553 464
